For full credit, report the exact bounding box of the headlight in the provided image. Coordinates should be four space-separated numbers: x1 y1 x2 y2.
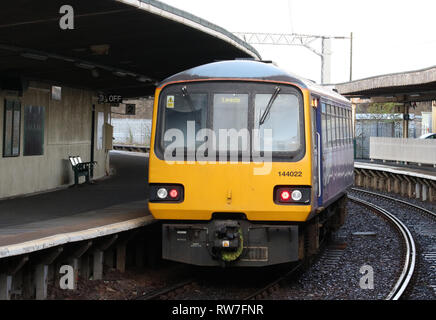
291 190 303 201
157 188 168 199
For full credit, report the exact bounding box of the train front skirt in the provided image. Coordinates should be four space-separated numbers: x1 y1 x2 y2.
162 220 299 267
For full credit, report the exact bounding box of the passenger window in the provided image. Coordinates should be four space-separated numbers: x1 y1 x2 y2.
327 105 333 148
335 107 338 146
338 108 341 145
321 103 327 150
340 108 345 145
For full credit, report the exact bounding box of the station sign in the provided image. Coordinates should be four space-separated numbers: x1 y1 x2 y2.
125 104 136 115
98 94 123 104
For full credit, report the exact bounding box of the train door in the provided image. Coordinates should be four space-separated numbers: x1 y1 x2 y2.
311 96 323 207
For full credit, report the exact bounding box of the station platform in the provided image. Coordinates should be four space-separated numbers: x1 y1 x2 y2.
0 151 153 259
355 159 436 181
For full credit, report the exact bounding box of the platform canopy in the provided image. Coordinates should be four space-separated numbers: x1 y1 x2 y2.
335 65 436 103
0 0 261 98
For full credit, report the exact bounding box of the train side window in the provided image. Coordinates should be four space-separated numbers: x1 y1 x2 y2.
338 107 343 146
333 106 338 147
349 110 353 142
344 109 350 145
327 105 333 148
340 108 345 146
342 108 346 145
328 105 336 148
346 109 351 144
321 103 327 150
337 107 342 146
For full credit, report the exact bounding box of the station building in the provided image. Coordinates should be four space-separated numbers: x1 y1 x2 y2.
0 82 110 199
0 0 260 200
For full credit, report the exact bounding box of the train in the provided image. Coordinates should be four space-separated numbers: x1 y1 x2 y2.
148 60 354 267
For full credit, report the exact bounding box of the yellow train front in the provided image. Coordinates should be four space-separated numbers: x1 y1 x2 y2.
148 60 354 267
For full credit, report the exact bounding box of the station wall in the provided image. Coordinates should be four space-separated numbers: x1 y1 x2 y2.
0 81 110 199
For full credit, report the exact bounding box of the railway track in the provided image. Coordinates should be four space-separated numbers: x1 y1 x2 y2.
137 188 434 301
350 187 436 220
348 190 417 300
137 279 196 300
136 263 303 301
243 262 303 300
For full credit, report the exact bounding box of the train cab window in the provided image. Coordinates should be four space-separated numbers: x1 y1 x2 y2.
161 93 208 151
254 93 301 152
213 93 249 152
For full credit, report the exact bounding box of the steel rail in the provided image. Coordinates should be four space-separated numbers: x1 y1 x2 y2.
347 195 416 300
243 262 303 300
136 279 195 300
351 187 436 219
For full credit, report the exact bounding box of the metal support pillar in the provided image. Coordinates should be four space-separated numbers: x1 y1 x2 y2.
403 103 409 138
93 250 104 280
0 274 12 300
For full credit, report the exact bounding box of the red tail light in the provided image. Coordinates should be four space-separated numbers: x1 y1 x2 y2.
169 188 179 199
280 190 291 201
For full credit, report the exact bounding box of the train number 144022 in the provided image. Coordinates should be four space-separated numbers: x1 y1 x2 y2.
278 171 302 177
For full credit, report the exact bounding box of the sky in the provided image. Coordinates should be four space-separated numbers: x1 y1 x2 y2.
159 0 436 84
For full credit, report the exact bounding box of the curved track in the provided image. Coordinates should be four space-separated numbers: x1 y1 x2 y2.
348 192 417 300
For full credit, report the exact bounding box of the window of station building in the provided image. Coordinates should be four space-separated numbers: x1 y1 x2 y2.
23 105 45 156
3 99 21 157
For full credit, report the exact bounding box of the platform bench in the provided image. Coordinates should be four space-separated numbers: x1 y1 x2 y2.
68 156 97 185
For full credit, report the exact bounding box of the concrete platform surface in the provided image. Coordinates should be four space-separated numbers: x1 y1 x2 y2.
0 151 153 258
355 160 436 181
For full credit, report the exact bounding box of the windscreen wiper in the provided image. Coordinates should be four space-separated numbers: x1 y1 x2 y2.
259 86 281 126
181 85 195 111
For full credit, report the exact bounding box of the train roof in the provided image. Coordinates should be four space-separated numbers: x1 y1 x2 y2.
159 60 350 104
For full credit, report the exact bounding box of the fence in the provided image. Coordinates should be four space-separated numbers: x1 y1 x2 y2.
112 119 152 147
369 137 436 166
355 114 422 159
